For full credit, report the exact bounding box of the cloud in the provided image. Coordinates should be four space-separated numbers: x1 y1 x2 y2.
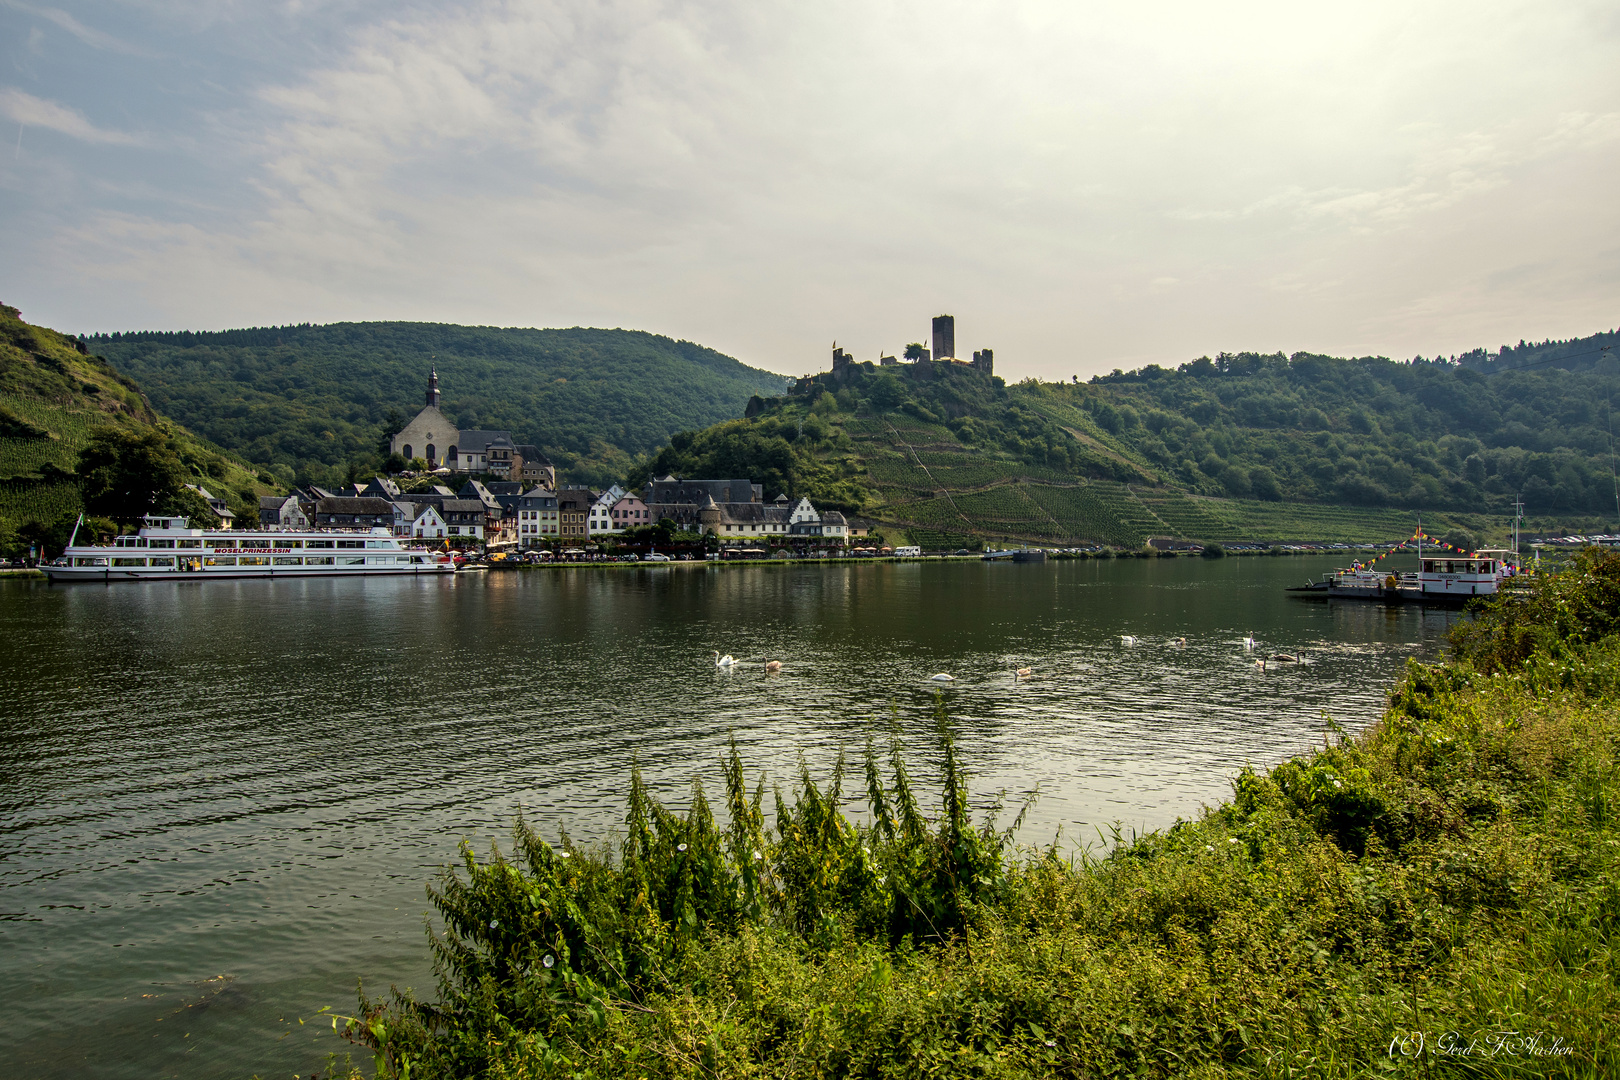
8 0 1620 376
0 87 142 144
0 1 154 55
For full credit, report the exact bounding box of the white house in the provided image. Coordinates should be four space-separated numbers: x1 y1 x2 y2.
587 485 627 536
393 500 447 539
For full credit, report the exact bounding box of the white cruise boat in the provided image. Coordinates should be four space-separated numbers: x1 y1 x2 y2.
43 515 456 582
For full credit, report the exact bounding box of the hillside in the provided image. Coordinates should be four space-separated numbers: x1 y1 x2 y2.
91 323 790 488
0 304 274 555
637 330 1620 548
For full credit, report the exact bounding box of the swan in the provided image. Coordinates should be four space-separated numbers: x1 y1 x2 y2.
1015 666 1032 678
1120 635 1138 646
1176 637 1187 648
765 660 782 672
712 651 737 667
1269 653 1298 663
929 673 955 682
1241 636 1257 650
1254 658 1266 672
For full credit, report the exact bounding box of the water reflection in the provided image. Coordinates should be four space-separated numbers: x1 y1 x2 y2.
0 557 1459 1079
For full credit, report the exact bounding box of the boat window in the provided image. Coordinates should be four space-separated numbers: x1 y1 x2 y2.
177 539 201 548
148 539 175 549
306 540 334 549
337 540 365 549
339 556 366 565
273 557 302 565
149 557 176 567
280 540 303 549
305 556 334 565
112 557 146 566
240 539 271 549
240 556 270 566
204 556 236 566
74 557 107 566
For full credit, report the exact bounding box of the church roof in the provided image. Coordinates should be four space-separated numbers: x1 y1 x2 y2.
456 429 516 453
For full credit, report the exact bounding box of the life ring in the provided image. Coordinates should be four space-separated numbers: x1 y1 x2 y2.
1384 574 1398 590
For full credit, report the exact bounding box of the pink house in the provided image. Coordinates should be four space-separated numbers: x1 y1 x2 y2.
607 492 652 531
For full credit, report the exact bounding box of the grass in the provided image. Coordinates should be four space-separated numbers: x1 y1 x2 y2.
323 550 1620 1079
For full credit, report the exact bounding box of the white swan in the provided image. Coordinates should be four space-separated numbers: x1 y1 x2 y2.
1241 636 1257 650
1120 635 1138 646
929 673 955 682
712 651 737 667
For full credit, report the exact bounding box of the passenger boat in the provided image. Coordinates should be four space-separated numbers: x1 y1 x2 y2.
42 514 456 582
1288 545 1518 605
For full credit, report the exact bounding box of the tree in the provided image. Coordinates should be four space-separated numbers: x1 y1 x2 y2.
76 427 187 527
903 343 927 361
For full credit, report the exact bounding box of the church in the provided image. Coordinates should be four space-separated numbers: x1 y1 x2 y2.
390 369 555 486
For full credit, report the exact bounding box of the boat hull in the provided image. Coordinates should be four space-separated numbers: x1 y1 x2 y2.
43 564 455 583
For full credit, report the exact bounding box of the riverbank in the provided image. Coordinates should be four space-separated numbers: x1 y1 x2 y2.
332 550 1620 1078
490 545 1378 571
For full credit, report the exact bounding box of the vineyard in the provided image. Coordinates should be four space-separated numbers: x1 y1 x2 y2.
0 393 101 478
0 480 80 535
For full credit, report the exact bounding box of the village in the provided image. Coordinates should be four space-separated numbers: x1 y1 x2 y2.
222 368 873 562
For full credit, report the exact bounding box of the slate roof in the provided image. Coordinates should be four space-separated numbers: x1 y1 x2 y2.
455 430 514 454
314 497 395 516
514 444 550 464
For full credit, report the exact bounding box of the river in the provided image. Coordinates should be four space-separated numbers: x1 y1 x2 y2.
0 554 1457 1078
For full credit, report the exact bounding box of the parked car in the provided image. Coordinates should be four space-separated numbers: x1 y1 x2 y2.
642 552 672 562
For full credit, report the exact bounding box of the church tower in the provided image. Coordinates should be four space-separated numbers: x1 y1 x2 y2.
426 367 441 408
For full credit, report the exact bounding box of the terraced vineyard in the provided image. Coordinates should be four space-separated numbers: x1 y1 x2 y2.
1132 488 1239 540
1024 485 1145 547
0 394 97 478
0 479 79 535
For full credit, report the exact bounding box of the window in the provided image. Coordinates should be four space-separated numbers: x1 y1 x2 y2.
240 556 271 566
149 557 176 567
74 557 108 566
307 540 334 549
204 556 236 566
274 557 302 565
337 540 365 549
339 556 366 565
177 539 201 549
306 556 334 565
149 538 175 549
112 557 146 567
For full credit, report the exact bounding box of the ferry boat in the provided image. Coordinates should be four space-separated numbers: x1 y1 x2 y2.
43 515 457 583
1288 548 1518 604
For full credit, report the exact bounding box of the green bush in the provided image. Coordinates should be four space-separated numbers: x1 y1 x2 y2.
332 554 1620 1079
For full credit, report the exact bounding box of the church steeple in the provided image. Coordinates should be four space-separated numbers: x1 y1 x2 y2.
426 366 440 408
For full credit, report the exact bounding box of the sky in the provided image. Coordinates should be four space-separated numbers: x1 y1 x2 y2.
2 1 1617 381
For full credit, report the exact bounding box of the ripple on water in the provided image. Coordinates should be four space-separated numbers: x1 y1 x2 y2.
0 557 1457 1079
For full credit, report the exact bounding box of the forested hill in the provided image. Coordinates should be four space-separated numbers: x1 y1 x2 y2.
90 322 789 487
0 304 273 554
636 325 1620 548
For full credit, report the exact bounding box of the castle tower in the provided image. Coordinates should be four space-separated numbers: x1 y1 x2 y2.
931 315 955 361
972 348 994 376
426 367 441 408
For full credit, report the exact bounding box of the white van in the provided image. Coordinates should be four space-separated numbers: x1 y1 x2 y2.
894 545 922 557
